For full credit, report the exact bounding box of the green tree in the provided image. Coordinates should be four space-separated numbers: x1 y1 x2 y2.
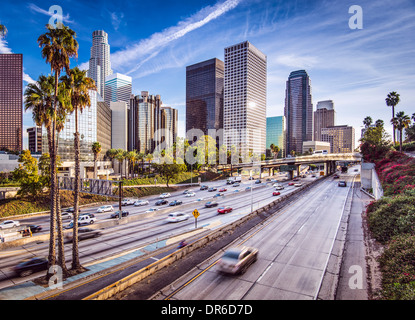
152 161 186 187
385 91 400 145
391 111 411 152
363 116 373 128
0 24 7 37
37 23 78 277
91 142 102 179
12 150 43 198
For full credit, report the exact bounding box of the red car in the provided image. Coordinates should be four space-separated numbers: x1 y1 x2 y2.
217 206 233 214
273 192 280 196
288 182 294 186
219 188 227 192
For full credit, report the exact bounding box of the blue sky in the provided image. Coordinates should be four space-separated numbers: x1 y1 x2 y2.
1 0 415 148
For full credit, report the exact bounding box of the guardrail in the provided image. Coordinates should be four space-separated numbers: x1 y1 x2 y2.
82 176 327 300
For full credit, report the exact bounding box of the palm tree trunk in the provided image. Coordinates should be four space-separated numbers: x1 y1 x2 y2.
399 129 403 152
94 153 98 179
72 108 82 271
392 106 396 145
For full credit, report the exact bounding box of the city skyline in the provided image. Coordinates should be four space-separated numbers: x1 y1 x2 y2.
1 0 415 149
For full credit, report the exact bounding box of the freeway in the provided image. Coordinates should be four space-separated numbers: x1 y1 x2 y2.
0 172 319 292
154 169 357 300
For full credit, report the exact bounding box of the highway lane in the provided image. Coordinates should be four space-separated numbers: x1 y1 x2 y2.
156 170 357 300
0 174 315 289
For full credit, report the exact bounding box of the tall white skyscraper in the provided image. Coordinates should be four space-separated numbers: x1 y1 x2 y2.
88 30 113 98
223 41 267 156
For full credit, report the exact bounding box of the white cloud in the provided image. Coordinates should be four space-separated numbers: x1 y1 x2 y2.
111 0 240 76
0 37 12 54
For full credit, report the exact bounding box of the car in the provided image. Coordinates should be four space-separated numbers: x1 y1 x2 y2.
67 215 96 228
166 212 190 223
65 227 102 242
219 188 227 192
97 205 114 213
255 179 261 184
145 208 159 213
293 178 299 181
14 257 48 277
288 182 294 186
110 210 129 218
169 200 183 206
134 200 149 206
273 191 280 196
217 206 233 214
61 212 73 220
159 193 171 198
245 186 251 191
294 183 302 187
217 246 258 275
64 207 82 213
121 198 135 206
338 180 347 187
200 185 208 190
354 169 359 172
205 201 218 208
80 213 95 219
0 220 20 229
233 183 240 187
182 189 193 194
186 192 196 197
208 187 217 192
214 193 224 198
155 199 169 206
333 174 340 179
27 225 42 233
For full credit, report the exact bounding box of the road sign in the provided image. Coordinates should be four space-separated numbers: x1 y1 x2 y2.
280 165 297 172
192 209 200 219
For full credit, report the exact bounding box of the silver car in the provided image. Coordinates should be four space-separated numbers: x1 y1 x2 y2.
217 246 258 275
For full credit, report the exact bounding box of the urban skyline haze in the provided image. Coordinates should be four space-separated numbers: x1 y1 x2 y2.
1 0 414 149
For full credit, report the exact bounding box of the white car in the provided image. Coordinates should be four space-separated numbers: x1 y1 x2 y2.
145 208 159 213
274 185 284 190
134 200 149 206
0 220 20 229
159 193 171 199
69 215 96 227
166 212 190 223
294 183 303 187
186 192 196 197
97 205 114 213
61 212 73 220
121 198 135 206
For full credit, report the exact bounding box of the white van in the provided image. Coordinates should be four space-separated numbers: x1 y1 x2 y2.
97 205 114 213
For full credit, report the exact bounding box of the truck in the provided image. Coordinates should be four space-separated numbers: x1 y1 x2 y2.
227 176 241 184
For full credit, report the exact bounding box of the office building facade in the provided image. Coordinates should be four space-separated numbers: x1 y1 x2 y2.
0 54 22 152
97 100 112 158
27 126 42 153
104 73 132 108
223 41 267 155
284 70 313 155
314 100 335 141
186 58 224 139
88 30 113 98
321 125 355 153
266 116 286 158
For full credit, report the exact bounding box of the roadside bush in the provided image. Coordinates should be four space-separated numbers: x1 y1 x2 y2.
378 234 415 300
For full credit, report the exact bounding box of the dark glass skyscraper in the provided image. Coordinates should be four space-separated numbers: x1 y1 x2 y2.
284 70 313 155
0 54 22 152
186 58 224 139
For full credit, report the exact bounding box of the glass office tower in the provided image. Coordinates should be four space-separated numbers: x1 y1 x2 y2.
104 73 132 108
0 54 22 152
266 116 286 158
284 70 313 155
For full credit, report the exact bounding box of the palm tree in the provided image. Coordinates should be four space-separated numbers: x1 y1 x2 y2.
145 153 154 175
37 23 78 275
375 119 384 128
61 67 96 272
363 116 373 128
0 24 7 37
92 142 102 179
115 149 126 179
391 111 411 152
269 143 280 159
126 150 138 179
385 91 400 145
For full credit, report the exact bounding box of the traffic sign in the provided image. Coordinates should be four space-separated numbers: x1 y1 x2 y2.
192 209 200 219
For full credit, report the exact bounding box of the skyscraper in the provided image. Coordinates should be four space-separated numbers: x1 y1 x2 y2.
266 116 286 158
0 53 22 152
321 125 355 153
314 100 335 141
159 106 178 151
223 41 267 155
186 58 224 139
88 30 113 98
104 73 132 108
284 70 313 155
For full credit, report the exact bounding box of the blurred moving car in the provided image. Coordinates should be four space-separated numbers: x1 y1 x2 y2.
159 193 171 198
97 205 114 213
110 210 129 218
27 225 42 233
155 199 169 206
0 220 20 229
186 192 196 197
272 191 280 196
121 198 135 206
134 200 149 206
166 212 190 223
205 201 218 208
169 200 183 206
338 180 347 187
145 208 159 213
294 183 302 187
14 257 48 277
219 188 227 192
217 246 258 275
208 187 217 192
200 185 208 190
217 206 232 214
65 227 102 242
